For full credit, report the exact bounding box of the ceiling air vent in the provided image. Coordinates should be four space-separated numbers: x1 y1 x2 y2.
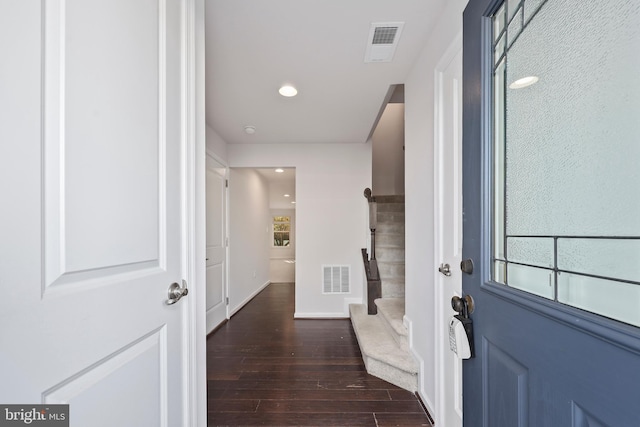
364 22 405 63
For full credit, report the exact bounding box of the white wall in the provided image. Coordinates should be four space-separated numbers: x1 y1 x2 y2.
228 143 371 317
372 103 405 195
206 124 228 163
404 0 467 416
228 168 271 314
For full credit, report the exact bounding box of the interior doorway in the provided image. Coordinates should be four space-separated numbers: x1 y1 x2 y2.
255 168 297 284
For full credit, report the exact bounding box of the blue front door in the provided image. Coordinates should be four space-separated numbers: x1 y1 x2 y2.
462 0 640 425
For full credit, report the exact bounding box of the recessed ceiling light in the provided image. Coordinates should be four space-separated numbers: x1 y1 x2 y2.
291 201 296 204
244 125 256 134
283 194 290 198
279 85 298 97
275 168 284 173
509 76 539 89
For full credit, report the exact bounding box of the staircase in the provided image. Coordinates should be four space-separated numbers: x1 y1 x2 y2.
375 195 405 298
350 195 418 392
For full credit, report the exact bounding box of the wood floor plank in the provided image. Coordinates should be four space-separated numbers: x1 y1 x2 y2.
207 283 432 427
238 370 374 381
375 412 434 426
256 399 424 414
209 412 377 426
216 389 391 401
209 399 260 413
241 356 363 366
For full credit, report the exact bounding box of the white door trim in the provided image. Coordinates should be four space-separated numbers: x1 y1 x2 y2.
433 31 463 427
183 0 206 425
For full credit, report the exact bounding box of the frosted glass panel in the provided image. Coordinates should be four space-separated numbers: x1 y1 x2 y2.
507 0 522 21
493 57 506 263
507 237 553 268
494 261 507 284
491 0 640 327
558 238 640 283
494 35 505 65
504 0 640 237
508 264 554 300
558 273 640 327
523 0 545 23
494 3 506 39
506 9 523 47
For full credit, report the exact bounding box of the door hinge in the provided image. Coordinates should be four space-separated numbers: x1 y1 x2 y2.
226 297 229 305
225 179 228 188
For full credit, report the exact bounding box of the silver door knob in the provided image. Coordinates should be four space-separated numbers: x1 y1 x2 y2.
166 280 189 305
439 263 452 276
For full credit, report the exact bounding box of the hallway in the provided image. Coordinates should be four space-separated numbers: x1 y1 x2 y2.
207 283 432 426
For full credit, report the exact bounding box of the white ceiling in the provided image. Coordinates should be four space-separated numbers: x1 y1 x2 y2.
205 0 447 145
255 168 296 209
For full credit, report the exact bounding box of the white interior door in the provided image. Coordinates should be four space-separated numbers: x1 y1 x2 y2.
206 155 228 332
0 1 193 425
434 36 464 427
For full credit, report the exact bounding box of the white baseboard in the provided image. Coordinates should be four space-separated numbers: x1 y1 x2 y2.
294 297 362 319
205 306 225 335
410 347 436 419
229 280 271 317
406 314 436 419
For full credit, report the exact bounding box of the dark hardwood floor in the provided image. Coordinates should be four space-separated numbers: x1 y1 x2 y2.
207 282 433 427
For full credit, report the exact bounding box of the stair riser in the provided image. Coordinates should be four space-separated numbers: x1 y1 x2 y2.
378 262 405 279
377 223 405 234
377 212 405 223
376 203 405 213
376 247 405 262
376 233 405 247
379 312 409 351
382 282 405 298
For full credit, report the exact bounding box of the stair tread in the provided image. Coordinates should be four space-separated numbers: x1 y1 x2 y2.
349 304 417 375
381 278 405 285
375 298 407 338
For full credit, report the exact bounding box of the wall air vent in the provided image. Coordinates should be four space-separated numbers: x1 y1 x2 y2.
364 22 405 63
322 265 350 294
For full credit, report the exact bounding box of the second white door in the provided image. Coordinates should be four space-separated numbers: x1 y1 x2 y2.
206 155 228 332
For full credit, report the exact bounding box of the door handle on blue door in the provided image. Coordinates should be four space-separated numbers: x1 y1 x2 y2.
451 294 475 358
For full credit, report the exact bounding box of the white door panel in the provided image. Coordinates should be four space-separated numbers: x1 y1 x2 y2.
0 1 192 425
206 262 224 308
206 156 228 332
